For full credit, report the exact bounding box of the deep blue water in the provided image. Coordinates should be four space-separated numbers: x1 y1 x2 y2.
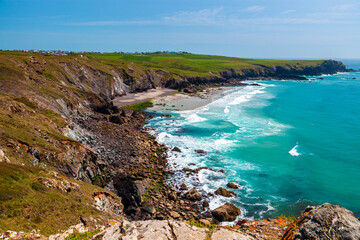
147 59 360 220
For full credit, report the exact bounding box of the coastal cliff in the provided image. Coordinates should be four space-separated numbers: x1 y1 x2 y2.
0 51 358 238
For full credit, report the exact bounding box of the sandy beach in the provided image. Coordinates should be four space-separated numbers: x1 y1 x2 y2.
113 87 178 107
149 87 226 112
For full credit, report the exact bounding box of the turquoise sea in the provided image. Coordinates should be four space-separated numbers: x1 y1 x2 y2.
147 60 360 220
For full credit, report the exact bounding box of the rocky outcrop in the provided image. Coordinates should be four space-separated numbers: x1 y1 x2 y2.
92 192 123 216
211 203 241 222
226 182 239 189
184 188 202 201
282 203 360 240
215 187 236 197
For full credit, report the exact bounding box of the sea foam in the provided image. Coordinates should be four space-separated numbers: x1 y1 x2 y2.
289 144 301 156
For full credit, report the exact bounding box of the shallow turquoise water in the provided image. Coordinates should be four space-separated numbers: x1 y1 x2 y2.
147 60 360 220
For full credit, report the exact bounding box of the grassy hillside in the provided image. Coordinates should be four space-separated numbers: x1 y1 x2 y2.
85 52 325 77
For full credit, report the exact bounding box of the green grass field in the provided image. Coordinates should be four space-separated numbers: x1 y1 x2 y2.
85 52 325 77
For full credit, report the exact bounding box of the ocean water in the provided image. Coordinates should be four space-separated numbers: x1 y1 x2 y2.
146 60 360 221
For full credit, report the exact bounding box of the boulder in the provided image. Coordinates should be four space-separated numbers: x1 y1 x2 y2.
194 149 207 156
215 187 236 197
184 188 202 201
282 203 360 240
172 146 182 152
0 150 10 163
226 182 239 189
179 183 188 190
211 203 241 222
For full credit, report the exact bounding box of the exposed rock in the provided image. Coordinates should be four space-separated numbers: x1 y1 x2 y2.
113 172 142 211
179 183 188 190
99 220 208 240
170 211 181 219
282 203 360 240
215 187 236 197
0 149 10 163
203 200 209 208
0 230 45 240
142 206 156 215
172 146 181 152
184 188 202 201
226 182 239 189
37 177 80 193
194 149 207 156
211 203 241 222
199 219 211 226
92 192 123 216
211 228 254 240
49 223 89 240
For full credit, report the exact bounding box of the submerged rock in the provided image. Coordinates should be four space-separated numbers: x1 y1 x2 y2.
226 182 239 189
282 203 360 240
172 146 182 152
211 202 241 222
215 187 236 197
184 188 202 201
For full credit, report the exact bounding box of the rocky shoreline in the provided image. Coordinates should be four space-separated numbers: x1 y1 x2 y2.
0 52 359 238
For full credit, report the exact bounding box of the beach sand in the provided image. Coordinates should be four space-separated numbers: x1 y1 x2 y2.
113 87 177 107
149 87 226 112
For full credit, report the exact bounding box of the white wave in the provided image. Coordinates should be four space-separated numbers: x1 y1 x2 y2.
289 144 301 156
224 106 229 113
228 87 265 106
185 113 207 123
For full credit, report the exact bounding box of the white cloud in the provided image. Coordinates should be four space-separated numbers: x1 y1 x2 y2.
281 10 296 15
245 5 266 13
66 5 359 27
163 7 224 25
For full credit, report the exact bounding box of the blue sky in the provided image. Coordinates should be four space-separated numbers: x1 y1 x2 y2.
0 0 359 58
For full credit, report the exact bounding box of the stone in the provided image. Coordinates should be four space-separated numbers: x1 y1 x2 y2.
0 150 10 163
142 206 156 215
179 183 188 190
172 146 182 152
282 203 360 240
226 182 239 189
170 211 181 219
211 228 255 240
169 192 177 200
203 200 209 208
194 149 207 156
215 187 236 197
199 219 211 226
184 188 202 201
92 192 123 216
211 203 241 222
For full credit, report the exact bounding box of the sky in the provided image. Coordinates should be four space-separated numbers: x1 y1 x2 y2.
0 0 359 59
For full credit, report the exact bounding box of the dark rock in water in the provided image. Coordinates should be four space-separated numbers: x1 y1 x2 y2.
226 182 239 189
214 187 236 197
353 77 356 79
179 183 188 190
318 77 324 80
211 202 241 222
203 200 209 208
282 203 360 240
161 114 172 118
184 188 202 201
194 149 207 156
172 146 182 152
